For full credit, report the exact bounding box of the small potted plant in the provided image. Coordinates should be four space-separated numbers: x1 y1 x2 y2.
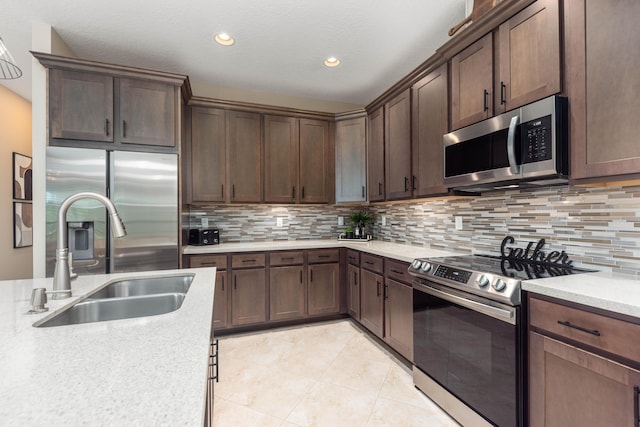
349 211 373 239
345 227 354 239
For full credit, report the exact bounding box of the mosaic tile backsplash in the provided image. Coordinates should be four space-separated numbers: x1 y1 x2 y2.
187 184 640 278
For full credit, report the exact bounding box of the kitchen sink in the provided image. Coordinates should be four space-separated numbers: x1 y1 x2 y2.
33 273 195 328
87 274 194 299
34 293 187 328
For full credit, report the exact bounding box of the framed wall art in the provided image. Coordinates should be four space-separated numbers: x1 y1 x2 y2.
13 202 33 248
13 152 32 200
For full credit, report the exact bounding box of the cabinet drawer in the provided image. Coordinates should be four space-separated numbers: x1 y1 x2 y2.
189 254 227 270
270 251 304 266
347 249 360 266
384 259 411 284
361 253 383 274
307 249 339 264
231 253 266 269
529 296 640 362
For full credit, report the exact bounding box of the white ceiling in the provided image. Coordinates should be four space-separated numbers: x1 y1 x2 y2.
1 0 467 107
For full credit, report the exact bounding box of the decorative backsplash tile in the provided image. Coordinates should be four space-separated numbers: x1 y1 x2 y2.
187 184 640 278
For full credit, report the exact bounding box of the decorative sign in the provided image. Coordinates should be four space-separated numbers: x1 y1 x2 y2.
500 236 573 267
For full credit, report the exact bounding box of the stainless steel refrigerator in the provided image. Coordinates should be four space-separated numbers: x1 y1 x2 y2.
46 146 179 277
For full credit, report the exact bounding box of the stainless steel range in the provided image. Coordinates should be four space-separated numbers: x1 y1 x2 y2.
409 249 594 427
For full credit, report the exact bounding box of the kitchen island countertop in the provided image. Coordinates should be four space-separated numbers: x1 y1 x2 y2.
0 267 216 426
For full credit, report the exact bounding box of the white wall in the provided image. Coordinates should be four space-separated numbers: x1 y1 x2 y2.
0 86 33 279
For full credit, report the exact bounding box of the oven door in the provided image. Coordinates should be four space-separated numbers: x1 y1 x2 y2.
413 279 522 427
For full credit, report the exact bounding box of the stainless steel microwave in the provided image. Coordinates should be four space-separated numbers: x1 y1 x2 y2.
443 95 568 192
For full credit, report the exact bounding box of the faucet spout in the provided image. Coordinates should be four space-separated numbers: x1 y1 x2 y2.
52 192 127 299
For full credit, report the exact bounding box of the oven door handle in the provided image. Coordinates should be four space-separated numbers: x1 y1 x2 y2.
414 282 516 325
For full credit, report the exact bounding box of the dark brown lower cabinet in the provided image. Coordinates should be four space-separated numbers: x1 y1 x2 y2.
383 278 413 361
308 263 339 316
212 271 228 330
359 269 384 338
347 264 360 320
231 268 266 326
529 332 640 426
270 265 305 321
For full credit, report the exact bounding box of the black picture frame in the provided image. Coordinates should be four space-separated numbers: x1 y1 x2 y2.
13 202 33 248
13 152 32 200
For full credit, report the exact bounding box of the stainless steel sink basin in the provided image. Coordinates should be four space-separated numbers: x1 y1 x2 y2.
34 293 186 328
88 274 194 299
33 273 195 328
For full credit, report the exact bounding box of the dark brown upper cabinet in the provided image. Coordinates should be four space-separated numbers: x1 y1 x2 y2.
451 33 494 131
299 119 331 204
119 78 178 147
411 64 449 197
565 0 640 182
335 116 367 203
190 107 226 203
228 111 263 203
385 89 412 200
367 107 385 202
50 69 114 142
264 115 298 203
496 0 561 113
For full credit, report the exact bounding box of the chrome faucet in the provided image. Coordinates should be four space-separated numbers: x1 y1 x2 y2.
52 192 127 299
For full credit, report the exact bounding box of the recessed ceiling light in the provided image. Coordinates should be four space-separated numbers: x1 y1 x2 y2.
214 32 235 46
324 57 340 67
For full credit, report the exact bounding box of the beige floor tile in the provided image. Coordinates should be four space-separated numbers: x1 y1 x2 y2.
212 396 283 427
366 397 460 427
324 351 392 394
286 381 377 427
378 362 441 409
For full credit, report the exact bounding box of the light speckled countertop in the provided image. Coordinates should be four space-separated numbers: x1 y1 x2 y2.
523 272 640 318
0 268 216 426
184 239 464 263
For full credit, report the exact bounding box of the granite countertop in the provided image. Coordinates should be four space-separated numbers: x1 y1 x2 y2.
0 267 216 426
184 239 465 263
523 272 640 318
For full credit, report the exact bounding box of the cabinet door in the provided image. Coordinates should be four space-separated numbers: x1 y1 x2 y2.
367 107 385 201
529 332 640 427
383 278 413 361
497 0 561 113
228 111 262 202
231 268 266 325
264 115 298 203
299 119 330 203
191 107 226 202
270 265 305 321
451 33 493 130
335 117 367 203
566 0 640 180
212 271 228 330
308 263 339 316
119 78 177 147
385 89 412 200
50 69 114 142
411 64 448 197
347 264 360 320
360 269 384 338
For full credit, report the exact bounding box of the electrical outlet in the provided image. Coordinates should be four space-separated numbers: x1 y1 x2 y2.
201 217 209 228
338 216 344 226
277 217 284 227
381 215 387 226
455 216 463 230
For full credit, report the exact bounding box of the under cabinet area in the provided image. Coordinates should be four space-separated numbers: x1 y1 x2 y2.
528 294 640 426
269 251 305 321
231 256 267 326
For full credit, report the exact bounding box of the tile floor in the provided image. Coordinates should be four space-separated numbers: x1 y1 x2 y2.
212 319 459 426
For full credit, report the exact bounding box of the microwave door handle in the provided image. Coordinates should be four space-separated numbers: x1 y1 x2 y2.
507 115 521 175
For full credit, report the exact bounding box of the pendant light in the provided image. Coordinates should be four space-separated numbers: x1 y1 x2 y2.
0 37 22 79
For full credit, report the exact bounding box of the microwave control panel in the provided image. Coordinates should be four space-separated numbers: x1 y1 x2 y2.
522 114 553 164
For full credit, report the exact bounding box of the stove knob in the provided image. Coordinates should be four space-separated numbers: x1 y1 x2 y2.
492 278 507 292
420 262 432 272
476 274 490 288
411 260 422 269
